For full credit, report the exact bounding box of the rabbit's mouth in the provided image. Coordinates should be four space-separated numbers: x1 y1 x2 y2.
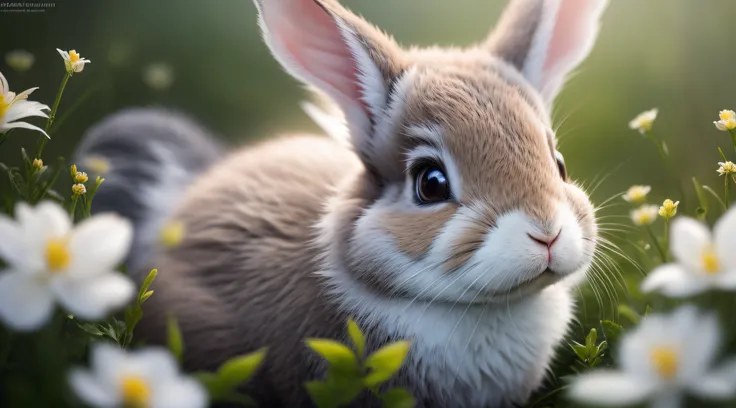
475 268 563 303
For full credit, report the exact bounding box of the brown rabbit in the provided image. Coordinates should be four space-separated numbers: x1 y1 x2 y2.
75 0 606 406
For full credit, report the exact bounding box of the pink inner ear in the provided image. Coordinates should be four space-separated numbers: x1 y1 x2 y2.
269 0 367 115
543 0 597 73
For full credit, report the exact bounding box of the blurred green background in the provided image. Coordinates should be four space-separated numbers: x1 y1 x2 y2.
1 0 735 322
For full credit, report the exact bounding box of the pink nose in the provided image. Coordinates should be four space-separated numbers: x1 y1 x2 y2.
527 230 561 249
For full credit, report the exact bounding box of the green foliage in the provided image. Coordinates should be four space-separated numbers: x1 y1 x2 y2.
122 268 158 348
167 316 183 363
569 328 607 369
305 318 415 408
194 349 266 406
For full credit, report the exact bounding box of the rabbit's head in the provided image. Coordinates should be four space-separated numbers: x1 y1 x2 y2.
254 0 604 302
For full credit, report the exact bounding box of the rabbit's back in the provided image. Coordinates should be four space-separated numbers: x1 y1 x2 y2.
136 135 362 405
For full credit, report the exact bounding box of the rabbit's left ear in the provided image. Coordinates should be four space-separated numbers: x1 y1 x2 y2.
486 0 608 105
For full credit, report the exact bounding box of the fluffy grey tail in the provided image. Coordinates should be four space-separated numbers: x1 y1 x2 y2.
74 108 223 275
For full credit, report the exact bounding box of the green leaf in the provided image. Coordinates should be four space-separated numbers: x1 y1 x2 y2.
381 388 415 408
304 381 336 408
167 316 183 363
77 322 104 336
363 341 411 387
217 348 267 390
138 269 158 300
194 372 224 397
617 305 640 325
347 318 365 358
584 328 597 350
323 371 364 406
140 290 154 303
306 339 358 373
601 320 623 345
568 342 588 362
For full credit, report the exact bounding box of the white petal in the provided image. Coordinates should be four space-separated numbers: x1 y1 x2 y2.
568 371 655 405
1 121 49 138
152 377 208 408
690 358 736 399
68 214 133 278
12 87 38 101
711 270 736 290
670 217 712 272
0 71 7 94
675 308 721 380
714 207 736 270
23 200 72 244
0 270 55 331
129 347 179 384
90 342 129 386
640 264 710 297
56 48 69 60
0 215 24 267
52 273 135 320
68 368 119 407
4 102 50 123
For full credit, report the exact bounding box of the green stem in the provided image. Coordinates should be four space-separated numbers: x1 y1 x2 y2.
69 195 79 220
663 219 670 261
645 131 668 161
728 129 736 153
726 175 731 208
646 226 667 262
36 72 72 158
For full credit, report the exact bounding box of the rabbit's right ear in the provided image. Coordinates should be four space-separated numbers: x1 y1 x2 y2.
254 0 404 164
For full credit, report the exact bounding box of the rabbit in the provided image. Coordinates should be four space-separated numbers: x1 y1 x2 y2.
75 0 606 406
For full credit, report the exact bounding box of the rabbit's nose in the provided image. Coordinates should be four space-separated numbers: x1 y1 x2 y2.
528 229 562 263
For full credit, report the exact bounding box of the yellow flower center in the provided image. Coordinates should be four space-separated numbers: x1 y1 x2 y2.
45 238 71 272
701 246 720 275
719 110 735 121
69 50 80 64
0 93 8 121
651 346 678 380
120 376 151 408
85 156 111 175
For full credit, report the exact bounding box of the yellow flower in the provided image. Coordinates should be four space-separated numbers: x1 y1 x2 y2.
629 109 658 134
74 171 88 184
631 205 659 226
658 199 679 219
622 185 652 203
72 184 86 196
718 161 735 176
714 110 736 131
159 220 185 248
5 50 35 73
56 49 91 74
32 158 43 170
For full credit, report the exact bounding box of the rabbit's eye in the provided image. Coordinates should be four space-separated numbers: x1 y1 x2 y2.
555 151 567 180
415 165 451 204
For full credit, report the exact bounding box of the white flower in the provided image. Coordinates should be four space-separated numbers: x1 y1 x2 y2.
0 70 50 137
69 343 207 408
569 306 736 408
143 63 174 91
5 50 35 73
641 207 736 297
629 108 658 134
622 185 652 203
0 202 135 331
714 110 736 131
631 204 659 226
718 161 735 176
56 48 91 73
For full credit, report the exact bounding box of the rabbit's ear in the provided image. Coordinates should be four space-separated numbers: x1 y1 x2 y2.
254 0 403 151
486 0 607 105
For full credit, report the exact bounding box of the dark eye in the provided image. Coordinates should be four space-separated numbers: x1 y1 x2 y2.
555 151 567 180
414 165 451 204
